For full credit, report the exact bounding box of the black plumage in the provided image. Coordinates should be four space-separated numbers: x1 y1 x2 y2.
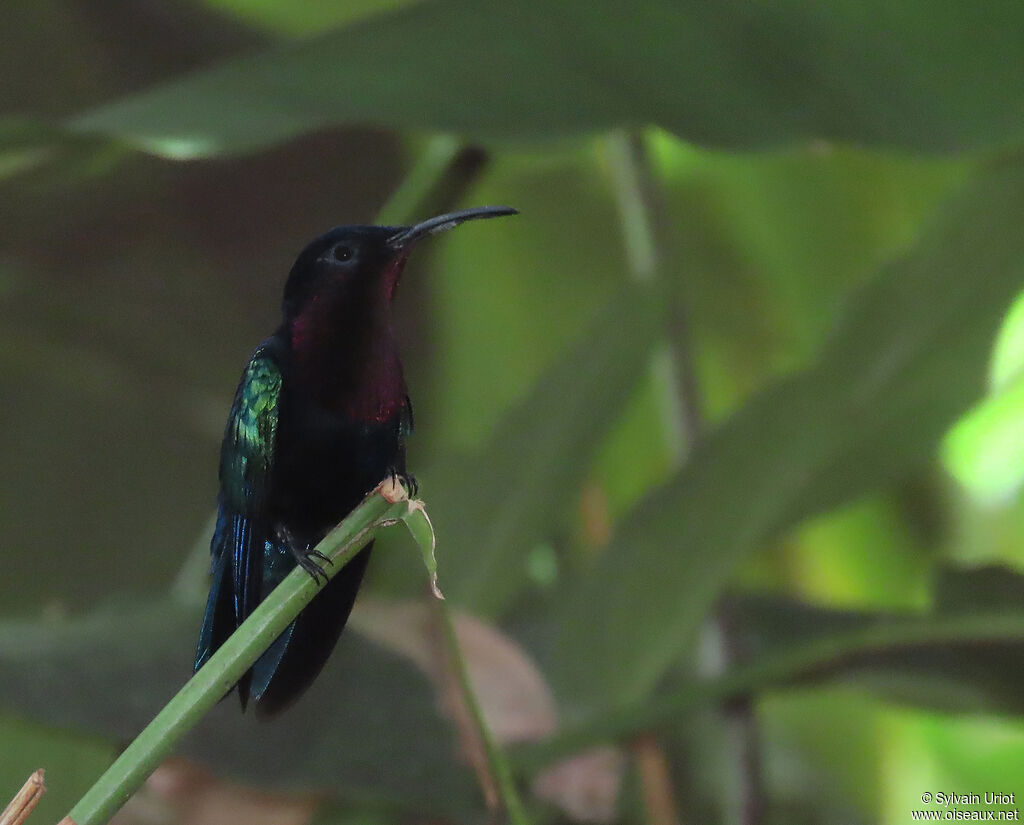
194 207 516 716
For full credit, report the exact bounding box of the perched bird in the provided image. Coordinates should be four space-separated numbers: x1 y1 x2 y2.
195 206 518 716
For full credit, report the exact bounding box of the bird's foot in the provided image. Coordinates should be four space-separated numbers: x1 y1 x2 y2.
297 549 333 584
275 524 333 585
387 468 418 498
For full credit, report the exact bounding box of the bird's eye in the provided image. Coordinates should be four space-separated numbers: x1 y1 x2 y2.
333 245 354 262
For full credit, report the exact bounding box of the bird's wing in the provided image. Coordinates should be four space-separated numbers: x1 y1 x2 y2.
195 341 283 688
221 341 283 625
219 341 284 517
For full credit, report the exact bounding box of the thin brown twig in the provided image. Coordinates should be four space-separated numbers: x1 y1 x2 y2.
716 605 767 825
631 735 681 825
0 770 45 825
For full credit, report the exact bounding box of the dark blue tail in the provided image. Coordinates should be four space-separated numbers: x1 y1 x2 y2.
195 505 372 716
249 544 372 716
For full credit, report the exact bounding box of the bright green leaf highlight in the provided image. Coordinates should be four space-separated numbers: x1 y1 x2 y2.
942 376 1024 504
989 288 1024 391
204 0 422 36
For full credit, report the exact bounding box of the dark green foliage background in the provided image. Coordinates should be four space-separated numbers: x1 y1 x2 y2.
3 2 1024 823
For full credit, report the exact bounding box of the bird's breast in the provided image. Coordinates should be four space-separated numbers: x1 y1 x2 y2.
272 390 403 536
292 334 406 424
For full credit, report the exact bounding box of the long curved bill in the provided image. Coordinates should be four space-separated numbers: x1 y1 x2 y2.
387 206 518 249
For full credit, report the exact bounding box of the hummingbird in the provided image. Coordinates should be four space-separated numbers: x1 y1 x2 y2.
194 206 518 716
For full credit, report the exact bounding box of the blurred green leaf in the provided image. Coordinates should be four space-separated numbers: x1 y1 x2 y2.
204 0 422 36
593 144 968 522
517 569 1024 770
758 689 883 824
0 600 481 820
0 716 114 825
781 497 931 610
943 288 1024 504
911 713 1024 817
551 155 1024 713
942 375 1024 504
0 118 114 185
988 289 1024 391
658 144 970 392
726 564 1024 715
62 1 1024 158
422 149 626 452
399 286 661 616
931 563 1024 612
0 119 54 181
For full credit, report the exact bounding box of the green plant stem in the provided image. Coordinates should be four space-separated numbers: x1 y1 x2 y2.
376 135 462 225
605 128 695 825
512 611 1024 773
436 599 531 825
604 129 699 456
64 491 405 825
604 131 660 283
395 502 530 825
380 138 528 822
608 129 764 825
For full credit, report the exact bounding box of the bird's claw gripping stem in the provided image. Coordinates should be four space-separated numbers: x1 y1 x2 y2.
276 524 333 584
385 468 418 498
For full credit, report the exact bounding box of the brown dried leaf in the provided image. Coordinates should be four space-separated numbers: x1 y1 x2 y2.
351 598 623 822
110 760 315 825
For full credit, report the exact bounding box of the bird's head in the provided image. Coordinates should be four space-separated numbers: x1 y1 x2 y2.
282 206 518 324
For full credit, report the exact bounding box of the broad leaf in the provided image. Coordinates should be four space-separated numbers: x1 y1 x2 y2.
391 287 661 615
517 567 1024 771
725 565 1024 715
66 0 1024 158
550 155 1024 713
0 600 481 820
203 0 422 36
